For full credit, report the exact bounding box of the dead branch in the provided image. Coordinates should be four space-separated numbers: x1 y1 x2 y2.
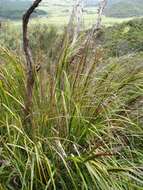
94 0 108 31
85 0 108 43
67 0 84 44
23 0 42 124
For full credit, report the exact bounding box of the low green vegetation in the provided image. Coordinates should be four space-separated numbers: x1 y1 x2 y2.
99 18 143 56
1 38 143 189
0 3 143 190
1 18 142 56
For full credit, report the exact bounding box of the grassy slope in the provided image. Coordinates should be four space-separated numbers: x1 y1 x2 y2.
99 18 143 57
0 15 143 189
0 45 143 190
1 17 141 55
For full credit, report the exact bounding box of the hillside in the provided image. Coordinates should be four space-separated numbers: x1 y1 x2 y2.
104 0 143 18
0 0 47 19
1 17 142 57
89 0 143 18
99 18 143 56
1 0 143 21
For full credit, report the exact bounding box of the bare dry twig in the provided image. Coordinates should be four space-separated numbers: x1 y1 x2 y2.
94 0 108 31
23 0 42 127
86 0 108 43
67 0 84 44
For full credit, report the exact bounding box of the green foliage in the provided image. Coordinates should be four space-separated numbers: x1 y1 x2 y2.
0 11 143 189
0 22 22 51
0 22 60 58
1 18 143 58
29 24 59 55
0 33 143 189
100 18 143 56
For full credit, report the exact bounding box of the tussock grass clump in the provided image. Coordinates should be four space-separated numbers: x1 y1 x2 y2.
0 42 143 190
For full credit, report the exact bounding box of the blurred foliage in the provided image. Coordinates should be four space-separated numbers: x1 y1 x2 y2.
99 18 143 57
1 18 143 58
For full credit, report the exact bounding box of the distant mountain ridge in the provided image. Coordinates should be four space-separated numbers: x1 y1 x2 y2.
85 0 143 18
0 0 143 20
0 0 47 20
104 0 143 18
